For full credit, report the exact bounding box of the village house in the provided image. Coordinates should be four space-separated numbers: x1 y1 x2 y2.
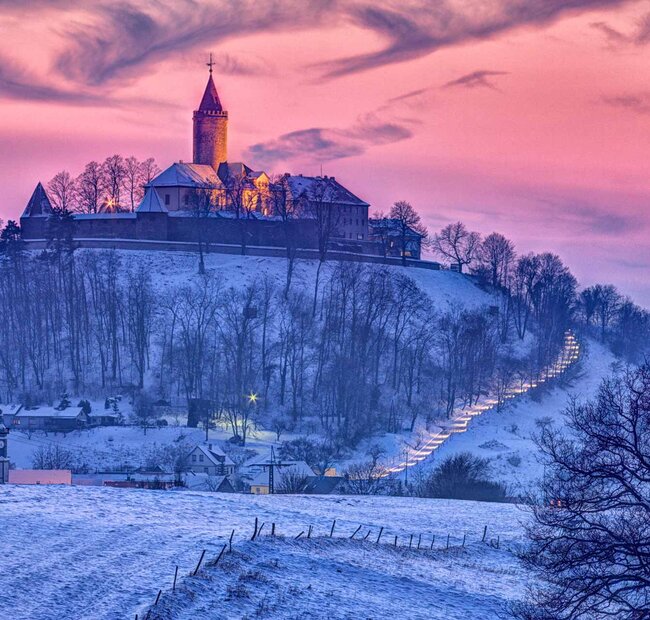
12 406 88 432
249 460 315 494
187 443 236 476
1 404 22 427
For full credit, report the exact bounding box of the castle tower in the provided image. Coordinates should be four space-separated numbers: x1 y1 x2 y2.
193 57 228 169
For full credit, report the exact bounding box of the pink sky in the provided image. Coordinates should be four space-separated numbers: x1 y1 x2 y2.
1 1 649 304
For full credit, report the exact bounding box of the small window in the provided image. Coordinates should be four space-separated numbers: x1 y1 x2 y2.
357 233 364 240
165 194 171 205
192 454 197 462
199 454 204 462
356 219 359 226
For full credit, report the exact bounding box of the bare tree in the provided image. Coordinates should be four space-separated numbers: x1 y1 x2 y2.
516 363 650 620
101 154 127 210
389 200 428 264
432 221 481 273
477 232 516 288
140 157 160 184
269 174 300 297
75 161 105 214
48 171 76 212
123 156 144 212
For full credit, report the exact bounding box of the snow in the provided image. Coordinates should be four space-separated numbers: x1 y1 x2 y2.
0 485 529 620
420 339 618 492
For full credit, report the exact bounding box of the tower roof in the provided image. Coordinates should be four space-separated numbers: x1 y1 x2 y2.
22 182 53 217
136 186 168 213
197 75 223 113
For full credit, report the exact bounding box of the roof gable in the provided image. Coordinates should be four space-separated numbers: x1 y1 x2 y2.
22 182 53 217
137 187 168 213
149 163 223 189
285 175 369 207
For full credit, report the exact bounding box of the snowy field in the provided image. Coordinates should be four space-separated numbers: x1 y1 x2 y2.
0 485 529 620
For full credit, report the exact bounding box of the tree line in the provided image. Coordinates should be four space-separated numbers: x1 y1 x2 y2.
47 155 160 213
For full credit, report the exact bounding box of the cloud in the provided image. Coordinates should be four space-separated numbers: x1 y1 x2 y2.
53 1 332 87
602 92 650 115
319 0 631 77
246 113 414 167
443 70 508 91
591 11 650 46
29 0 631 91
0 55 104 106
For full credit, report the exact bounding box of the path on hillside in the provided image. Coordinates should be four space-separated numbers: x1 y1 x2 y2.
382 331 580 476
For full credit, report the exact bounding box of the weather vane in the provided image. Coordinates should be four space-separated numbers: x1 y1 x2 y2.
207 52 215 75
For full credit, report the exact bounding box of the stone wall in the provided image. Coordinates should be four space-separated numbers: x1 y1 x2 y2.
193 111 228 169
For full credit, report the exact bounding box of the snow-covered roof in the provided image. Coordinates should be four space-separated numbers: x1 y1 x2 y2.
190 443 235 467
137 187 168 213
0 404 23 417
285 175 369 207
149 162 224 188
16 406 85 420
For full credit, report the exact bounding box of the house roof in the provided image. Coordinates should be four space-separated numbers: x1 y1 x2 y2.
149 162 224 189
302 475 344 495
285 175 369 207
197 75 224 113
16 406 85 420
191 444 235 467
0 404 23 417
22 182 53 218
137 186 168 213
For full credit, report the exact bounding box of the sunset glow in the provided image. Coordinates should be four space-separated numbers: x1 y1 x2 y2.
1 1 649 302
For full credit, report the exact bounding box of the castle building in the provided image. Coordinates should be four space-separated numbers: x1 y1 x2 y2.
18 63 382 254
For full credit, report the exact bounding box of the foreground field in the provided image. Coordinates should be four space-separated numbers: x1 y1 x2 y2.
0 485 529 619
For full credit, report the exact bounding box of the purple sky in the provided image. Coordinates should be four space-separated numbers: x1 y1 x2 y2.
1 1 649 305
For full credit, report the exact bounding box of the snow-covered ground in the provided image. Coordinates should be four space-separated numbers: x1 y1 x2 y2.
418 339 618 493
102 249 492 313
0 485 529 620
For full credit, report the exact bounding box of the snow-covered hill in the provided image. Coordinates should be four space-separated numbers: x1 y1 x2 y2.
1 485 529 620
102 249 492 312
422 339 617 493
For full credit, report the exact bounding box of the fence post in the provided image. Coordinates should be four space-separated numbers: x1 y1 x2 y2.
258 522 265 537
172 565 179 592
307 525 313 539
193 549 206 576
462 534 466 547
154 590 162 605
409 534 413 549
330 519 336 537
417 534 421 550
251 517 259 541
295 531 304 539
271 523 276 536
212 543 227 566
446 534 450 549
394 535 398 547
229 529 235 553
376 527 384 544
430 535 435 550
482 525 487 543
350 525 362 539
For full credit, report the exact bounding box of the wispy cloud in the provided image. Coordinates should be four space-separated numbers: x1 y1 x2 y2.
246 112 414 167
1 0 627 99
443 70 508 91
602 92 650 115
591 11 650 46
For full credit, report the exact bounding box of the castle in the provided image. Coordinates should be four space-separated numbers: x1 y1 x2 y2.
19 65 423 262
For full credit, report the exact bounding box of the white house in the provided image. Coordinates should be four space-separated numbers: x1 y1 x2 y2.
187 443 235 476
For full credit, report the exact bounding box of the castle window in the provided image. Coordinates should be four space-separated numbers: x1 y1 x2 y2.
357 233 364 240
165 194 171 206
184 194 189 206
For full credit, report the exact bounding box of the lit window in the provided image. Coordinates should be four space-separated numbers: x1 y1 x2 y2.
357 233 364 240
